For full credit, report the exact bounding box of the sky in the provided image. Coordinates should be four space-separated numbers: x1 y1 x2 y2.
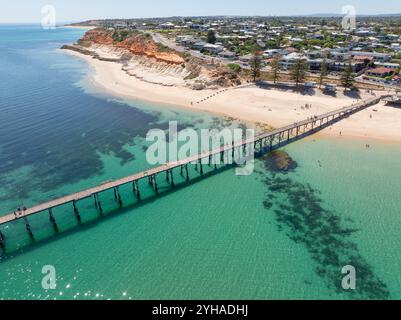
1 0 401 23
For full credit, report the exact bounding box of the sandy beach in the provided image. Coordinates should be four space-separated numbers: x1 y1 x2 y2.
65 50 401 144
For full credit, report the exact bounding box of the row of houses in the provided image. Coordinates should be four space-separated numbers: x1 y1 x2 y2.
176 33 399 75
266 47 395 73
276 52 365 73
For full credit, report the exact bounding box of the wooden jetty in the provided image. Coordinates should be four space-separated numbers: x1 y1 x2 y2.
0 96 384 247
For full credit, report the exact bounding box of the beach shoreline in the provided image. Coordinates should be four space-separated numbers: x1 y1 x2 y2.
63 49 401 144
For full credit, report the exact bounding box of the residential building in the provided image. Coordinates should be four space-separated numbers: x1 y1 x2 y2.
366 67 394 78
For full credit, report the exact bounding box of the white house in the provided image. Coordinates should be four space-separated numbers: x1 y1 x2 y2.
351 51 391 62
203 44 224 54
375 62 400 70
263 49 283 58
279 53 307 70
218 51 237 60
159 22 175 30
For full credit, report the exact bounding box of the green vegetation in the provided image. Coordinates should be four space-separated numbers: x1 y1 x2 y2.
228 39 262 56
227 63 242 73
156 43 172 52
319 56 328 88
290 59 308 86
112 29 131 42
207 30 216 44
249 53 263 82
341 63 355 90
270 56 281 83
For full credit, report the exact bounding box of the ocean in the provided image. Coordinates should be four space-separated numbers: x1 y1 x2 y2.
0 25 400 300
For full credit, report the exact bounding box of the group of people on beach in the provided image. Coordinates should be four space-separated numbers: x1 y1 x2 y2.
301 103 313 110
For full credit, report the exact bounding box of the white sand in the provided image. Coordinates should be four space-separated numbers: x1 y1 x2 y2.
65 50 401 144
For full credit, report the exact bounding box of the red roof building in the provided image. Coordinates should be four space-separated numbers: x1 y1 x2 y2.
366 67 394 78
353 56 374 63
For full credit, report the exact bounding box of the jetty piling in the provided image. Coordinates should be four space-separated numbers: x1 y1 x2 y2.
48 208 58 233
170 170 175 187
73 200 81 223
24 217 34 241
0 230 5 249
135 181 141 199
153 175 158 193
185 165 189 181
94 194 99 209
115 187 122 207
97 194 104 214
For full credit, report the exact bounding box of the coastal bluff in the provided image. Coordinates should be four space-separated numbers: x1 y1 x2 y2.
62 28 241 89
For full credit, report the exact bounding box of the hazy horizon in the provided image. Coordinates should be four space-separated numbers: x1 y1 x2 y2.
2 0 401 24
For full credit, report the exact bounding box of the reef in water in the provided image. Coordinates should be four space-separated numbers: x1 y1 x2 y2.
261 150 298 173
260 151 389 300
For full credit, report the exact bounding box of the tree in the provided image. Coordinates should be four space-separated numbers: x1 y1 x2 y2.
290 59 308 86
270 56 281 83
319 56 328 88
395 65 401 76
341 62 355 90
249 53 263 83
207 30 216 44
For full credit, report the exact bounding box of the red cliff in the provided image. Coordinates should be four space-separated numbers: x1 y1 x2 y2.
79 28 185 65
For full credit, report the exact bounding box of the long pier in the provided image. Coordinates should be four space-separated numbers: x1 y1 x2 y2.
0 96 383 247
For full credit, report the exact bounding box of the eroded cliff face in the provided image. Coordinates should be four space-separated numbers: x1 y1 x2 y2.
78 28 185 65
65 28 241 89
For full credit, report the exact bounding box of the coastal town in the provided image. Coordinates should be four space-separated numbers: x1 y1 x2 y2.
72 16 401 90
2 0 401 303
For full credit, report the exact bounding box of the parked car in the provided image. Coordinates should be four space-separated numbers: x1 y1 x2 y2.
304 81 317 88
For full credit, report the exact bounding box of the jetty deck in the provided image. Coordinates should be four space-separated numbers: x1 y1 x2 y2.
0 96 383 232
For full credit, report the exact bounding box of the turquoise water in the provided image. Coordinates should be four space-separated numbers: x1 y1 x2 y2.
0 25 400 300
